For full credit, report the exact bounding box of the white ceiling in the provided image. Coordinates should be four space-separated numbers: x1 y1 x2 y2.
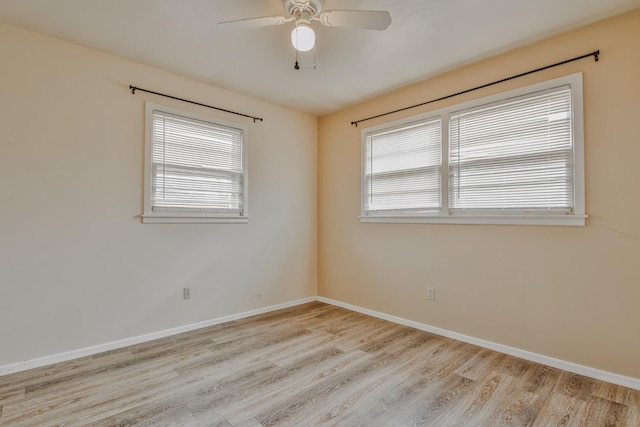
1 0 639 115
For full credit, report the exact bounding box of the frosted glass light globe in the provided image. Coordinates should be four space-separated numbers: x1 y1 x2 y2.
291 25 315 52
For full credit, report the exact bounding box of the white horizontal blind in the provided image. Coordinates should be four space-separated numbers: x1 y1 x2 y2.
449 86 573 213
152 110 244 214
364 118 442 214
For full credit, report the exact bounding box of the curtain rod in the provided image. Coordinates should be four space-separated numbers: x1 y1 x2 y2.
129 85 264 123
350 50 599 127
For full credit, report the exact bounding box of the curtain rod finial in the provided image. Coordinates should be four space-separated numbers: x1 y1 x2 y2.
130 85 136 94
594 50 600 62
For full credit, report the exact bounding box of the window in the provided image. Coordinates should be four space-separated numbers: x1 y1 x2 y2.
363 118 442 214
361 73 585 226
143 103 248 223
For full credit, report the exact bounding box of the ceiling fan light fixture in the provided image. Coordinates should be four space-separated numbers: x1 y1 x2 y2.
291 23 315 52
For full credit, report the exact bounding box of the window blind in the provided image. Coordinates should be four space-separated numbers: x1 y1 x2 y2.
364 118 442 214
449 86 573 213
152 110 244 214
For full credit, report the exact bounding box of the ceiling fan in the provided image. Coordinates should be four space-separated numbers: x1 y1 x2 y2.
218 0 392 53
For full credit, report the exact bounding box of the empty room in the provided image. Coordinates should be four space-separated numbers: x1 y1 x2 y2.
1 0 639 425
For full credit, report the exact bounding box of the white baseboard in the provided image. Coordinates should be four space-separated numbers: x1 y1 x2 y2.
3 295 638 392
316 296 640 391
0 297 316 377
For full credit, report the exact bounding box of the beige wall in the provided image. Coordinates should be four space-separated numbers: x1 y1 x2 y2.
2 9 639 381
318 10 640 378
0 23 317 366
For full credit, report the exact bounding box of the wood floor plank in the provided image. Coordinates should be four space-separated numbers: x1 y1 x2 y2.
625 389 640 427
253 352 400 426
532 394 588 427
449 371 519 426
490 390 547 426
0 387 25 405
583 396 628 427
266 331 339 367
306 335 455 425
5 345 207 413
358 325 420 354
521 363 562 396
298 349 422 423
2 363 181 425
0 349 136 397
186 347 344 419
454 347 507 380
83 399 197 427
1 302 638 426
220 349 373 425
556 371 597 401
592 380 631 404
172 332 318 380
366 372 475 427
350 341 480 426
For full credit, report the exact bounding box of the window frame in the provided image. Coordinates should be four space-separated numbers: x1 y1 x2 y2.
142 102 249 224
360 73 586 226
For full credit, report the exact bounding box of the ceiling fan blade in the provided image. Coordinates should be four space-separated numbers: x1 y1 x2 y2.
318 10 392 30
218 16 291 31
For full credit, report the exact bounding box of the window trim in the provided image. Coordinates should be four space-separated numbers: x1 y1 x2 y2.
142 102 249 224
360 73 585 226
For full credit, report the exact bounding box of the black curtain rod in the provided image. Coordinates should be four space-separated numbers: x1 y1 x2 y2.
350 50 599 127
129 85 264 123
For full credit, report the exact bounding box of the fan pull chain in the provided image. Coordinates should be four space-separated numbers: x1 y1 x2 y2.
294 45 300 70
293 45 317 70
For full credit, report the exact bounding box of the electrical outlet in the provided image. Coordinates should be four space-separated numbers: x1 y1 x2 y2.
427 287 435 300
183 287 191 300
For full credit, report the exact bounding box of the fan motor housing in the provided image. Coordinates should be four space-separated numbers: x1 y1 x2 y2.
283 0 323 17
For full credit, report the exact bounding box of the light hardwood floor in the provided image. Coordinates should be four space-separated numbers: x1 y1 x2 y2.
0 302 638 426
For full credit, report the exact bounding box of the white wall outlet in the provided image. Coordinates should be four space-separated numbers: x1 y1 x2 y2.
427 287 435 300
183 287 191 300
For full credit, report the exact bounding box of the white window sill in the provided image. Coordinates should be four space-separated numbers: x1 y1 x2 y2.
359 214 587 227
142 214 249 224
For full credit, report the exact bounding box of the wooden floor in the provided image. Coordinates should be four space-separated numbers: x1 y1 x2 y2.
0 302 638 426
